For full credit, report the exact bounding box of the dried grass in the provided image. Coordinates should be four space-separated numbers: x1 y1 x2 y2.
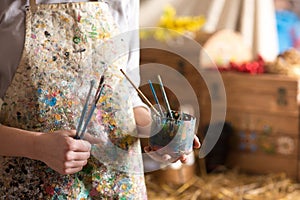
145 170 300 200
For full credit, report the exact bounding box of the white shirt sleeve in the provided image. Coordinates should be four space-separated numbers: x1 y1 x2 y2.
125 0 148 109
108 0 149 110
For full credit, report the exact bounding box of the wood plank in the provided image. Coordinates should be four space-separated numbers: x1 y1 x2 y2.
226 152 298 179
229 132 299 157
200 108 299 135
199 72 300 116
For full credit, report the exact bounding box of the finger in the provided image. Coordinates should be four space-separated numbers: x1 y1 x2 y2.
144 146 151 153
193 135 201 149
70 139 92 152
64 129 77 137
65 130 92 148
63 166 84 175
64 160 88 169
179 155 187 163
65 151 90 161
150 154 170 162
79 140 92 151
145 147 173 163
162 154 172 161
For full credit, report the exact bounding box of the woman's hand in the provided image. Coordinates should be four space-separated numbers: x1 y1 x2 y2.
34 130 91 175
0 126 91 175
179 135 201 163
144 135 201 163
132 106 201 163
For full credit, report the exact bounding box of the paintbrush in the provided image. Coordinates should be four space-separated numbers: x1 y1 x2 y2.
120 69 160 116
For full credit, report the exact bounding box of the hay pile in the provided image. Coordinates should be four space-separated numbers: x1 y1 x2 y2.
145 170 300 200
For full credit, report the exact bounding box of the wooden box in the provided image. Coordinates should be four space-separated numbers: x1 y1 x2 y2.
199 71 300 180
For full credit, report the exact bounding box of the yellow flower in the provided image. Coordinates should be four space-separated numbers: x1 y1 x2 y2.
147 5 206 41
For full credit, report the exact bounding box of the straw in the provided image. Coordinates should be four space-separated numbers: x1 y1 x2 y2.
148 80 164 116
146 171 300 200
120 69 160 116
157 75 173 119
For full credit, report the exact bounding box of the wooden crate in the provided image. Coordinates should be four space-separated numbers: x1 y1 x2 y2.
199 72 299 117
199 71 300 180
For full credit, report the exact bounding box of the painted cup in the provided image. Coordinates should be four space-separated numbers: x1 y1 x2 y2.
149 111 196 161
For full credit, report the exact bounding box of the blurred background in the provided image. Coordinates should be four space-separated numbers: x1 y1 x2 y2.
139 1 300 199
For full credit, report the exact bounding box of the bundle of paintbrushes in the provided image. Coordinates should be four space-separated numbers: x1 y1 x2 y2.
75 75 105 139
148 75 196 160
120 70 196 161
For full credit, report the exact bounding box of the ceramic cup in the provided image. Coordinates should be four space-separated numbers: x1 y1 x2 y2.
149 111 196 161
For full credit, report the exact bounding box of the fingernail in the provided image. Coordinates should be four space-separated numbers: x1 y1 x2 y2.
162 154 171 161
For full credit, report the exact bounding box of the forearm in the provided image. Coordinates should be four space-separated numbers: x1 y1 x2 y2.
0 125 92 175
0 125 41 160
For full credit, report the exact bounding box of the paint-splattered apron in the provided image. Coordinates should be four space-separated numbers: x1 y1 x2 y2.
0 0 147 199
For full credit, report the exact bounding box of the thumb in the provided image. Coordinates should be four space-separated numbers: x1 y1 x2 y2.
62 130 92 151
144 146 172 163
62 129 77 138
